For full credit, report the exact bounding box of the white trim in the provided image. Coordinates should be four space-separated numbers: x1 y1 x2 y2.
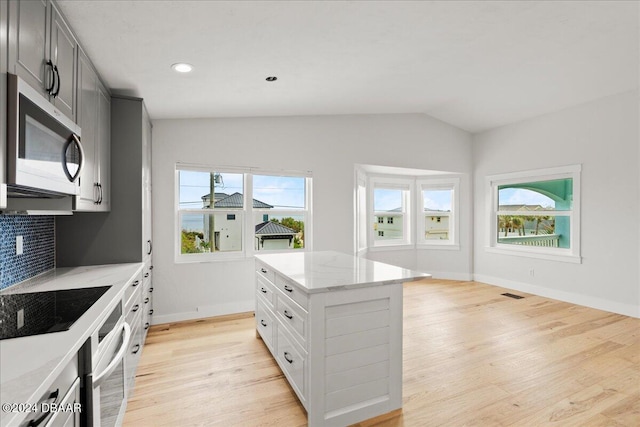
151 299 256 325
417 176 460 248
474 274 639 318
485 164 581 262
422 271 473 281
417 244 461 251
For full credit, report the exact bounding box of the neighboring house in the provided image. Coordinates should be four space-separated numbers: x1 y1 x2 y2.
199 192 296 251
255 221 297 251
374 207 404 239
424 210 450 240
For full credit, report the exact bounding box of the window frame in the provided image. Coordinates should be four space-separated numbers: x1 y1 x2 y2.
369 177 413 249
485 165 581 263
175 164 312 263
417 177 460 250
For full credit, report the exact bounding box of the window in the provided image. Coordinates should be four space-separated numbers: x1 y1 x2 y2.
371 179 411 247
417 177 459 248
176 165 312 261
486 165 581 263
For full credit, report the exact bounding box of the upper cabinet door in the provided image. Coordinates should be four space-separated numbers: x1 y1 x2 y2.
8 0 52 97
75 49 98 211
96 82 111 212
50 3 76 121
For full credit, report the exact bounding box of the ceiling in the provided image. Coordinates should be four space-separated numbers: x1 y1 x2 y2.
56 1 639 133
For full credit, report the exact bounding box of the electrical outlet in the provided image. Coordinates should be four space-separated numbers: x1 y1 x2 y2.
16 236 23 255
17 309 24 329
529 268 535 277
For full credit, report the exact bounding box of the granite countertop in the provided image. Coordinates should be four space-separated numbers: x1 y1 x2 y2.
255 251 430 292
0 263 144 427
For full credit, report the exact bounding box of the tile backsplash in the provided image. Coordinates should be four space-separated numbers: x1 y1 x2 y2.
0 216 55 290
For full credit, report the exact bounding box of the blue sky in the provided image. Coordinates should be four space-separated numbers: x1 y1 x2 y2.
179 171 304 209
499 188 555 208
373 189 453 211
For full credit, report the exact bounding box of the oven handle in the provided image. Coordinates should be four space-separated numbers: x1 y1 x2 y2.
93 322 131 387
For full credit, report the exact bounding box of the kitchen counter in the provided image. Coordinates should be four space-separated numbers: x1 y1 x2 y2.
0 263 144 427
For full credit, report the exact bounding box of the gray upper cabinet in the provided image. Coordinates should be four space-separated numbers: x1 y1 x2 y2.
8 0 77 121
75 48 109 211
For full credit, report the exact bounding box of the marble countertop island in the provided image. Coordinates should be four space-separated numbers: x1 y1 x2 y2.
254 250 431 292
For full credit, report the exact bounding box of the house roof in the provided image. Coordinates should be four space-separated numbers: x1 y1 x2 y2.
255 221 297 235
201 192 273 209
498 204 550 211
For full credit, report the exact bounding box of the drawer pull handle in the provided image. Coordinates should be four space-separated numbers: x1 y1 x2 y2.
260 287 267 294
260 319 267 327
261 268 267 274
283 310 293 320
132 304 140 312
28 388 59 426
144 322 150 330
144 297 150 304
284 352 294 364
149 309 154 315
132 280 140 287
144 273 149 278
283 285 293 293
132 344 141 354
149 287 154 293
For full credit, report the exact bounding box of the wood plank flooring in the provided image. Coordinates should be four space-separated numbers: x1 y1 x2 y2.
123 280 639 426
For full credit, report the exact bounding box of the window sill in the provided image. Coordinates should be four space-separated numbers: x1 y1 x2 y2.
369 244 414 252
485 246 582 264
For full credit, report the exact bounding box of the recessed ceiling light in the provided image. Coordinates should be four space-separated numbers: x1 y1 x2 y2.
171 63 193 73
266 76 278 82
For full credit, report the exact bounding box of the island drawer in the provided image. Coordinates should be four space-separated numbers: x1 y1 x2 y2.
277 327 307 406
255 261 276 284
276 294 307 347
275 275 309 310
256 299 275 352
256 275 276 308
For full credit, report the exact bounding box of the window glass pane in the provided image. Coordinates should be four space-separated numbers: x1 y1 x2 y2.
423 189 452 212
179 170 244 209
373 214 403 241
498 178 573 212
374 188 403 212
497 215 570 248
253 175 305 209
424 213 450 240
254 214 305 251
181 213 243 254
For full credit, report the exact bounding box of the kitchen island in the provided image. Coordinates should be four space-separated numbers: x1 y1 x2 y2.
254 251 429 426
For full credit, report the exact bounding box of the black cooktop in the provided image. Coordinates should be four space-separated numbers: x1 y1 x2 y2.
0 286 110 340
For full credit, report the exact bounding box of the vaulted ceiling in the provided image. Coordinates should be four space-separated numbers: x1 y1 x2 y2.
57 1 639 133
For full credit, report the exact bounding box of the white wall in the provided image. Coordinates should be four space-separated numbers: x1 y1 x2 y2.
473 90 640 317
152 114 473 323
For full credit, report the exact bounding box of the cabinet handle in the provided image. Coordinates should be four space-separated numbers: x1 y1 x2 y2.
260 319 267 327
144 297 150 304
27 388 59 426
94 183 100 204
144 322 150 330
150 265 154 270
98 183 103 204
147 240 153 255
260 268 267 274
260 287 267 294
132 344 140 354
52 65 60 98
144 272 149 278
132 280 140 287
149 309 154 315
45 60 56 95
284 285 293 293
284 352 294 364
132 304 140 312
283 310 293 320
149 287 154 293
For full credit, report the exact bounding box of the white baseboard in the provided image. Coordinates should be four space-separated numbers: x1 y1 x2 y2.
426 271 474 282
151 299 255 325
474 274 640 318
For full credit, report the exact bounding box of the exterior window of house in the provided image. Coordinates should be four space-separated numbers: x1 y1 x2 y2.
417 178 459 248
252 174 310 251
371 179 411 247
176 166 312 261
486 165 581 263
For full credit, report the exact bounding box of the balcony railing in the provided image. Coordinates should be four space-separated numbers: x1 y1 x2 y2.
498 234 560 247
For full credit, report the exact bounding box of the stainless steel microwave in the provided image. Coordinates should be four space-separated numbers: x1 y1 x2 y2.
6 73 84 197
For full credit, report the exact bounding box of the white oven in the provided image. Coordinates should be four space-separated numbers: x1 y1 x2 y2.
85 301 131 427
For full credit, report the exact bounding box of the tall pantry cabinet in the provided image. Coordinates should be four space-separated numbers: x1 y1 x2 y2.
56 96 154 332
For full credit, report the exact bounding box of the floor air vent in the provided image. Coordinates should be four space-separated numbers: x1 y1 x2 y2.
501 292 524 299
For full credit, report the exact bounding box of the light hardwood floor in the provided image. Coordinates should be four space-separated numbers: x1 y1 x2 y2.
123 280 639 426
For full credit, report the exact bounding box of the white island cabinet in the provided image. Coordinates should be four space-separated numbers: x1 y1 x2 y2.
255 251 429 426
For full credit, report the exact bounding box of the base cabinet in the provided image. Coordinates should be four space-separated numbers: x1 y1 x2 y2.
255 258 404 427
